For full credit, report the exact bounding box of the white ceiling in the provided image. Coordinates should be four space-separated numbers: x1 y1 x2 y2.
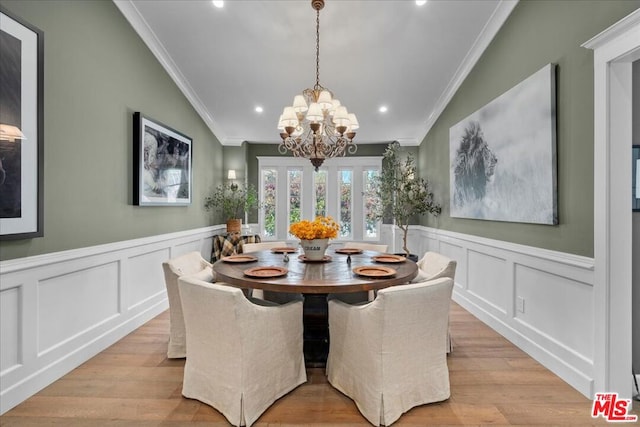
114 0 517 146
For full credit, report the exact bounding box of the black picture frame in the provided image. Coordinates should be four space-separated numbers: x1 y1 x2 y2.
133 112 192 206
0 7 44 240
633 145 639 212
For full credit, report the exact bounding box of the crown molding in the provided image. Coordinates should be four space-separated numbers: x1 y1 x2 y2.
418 0 519 144
112 0 224 142
395 138 420 147
222 138 245 147
582 8 640 50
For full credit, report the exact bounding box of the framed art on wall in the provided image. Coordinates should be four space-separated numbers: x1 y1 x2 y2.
0 8 44 240
633 145 639 212
133 112 192 206
449 63 558 225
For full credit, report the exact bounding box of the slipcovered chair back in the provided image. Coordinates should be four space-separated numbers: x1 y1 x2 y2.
416 251 457 281
241 241 286 253
327 278 454 426
342 242 388 253
161 251 213 358
414 252 457 352
178 276 306 427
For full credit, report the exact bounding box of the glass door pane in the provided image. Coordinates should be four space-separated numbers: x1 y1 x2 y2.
288 169 302 236
363 169 380 239
262 169 277 237
338 169 353 238
314 169 327 218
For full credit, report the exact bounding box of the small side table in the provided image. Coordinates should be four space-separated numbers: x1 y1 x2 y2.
211 233 261 262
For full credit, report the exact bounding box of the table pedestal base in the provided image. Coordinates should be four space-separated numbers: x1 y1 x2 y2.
303 293 329 368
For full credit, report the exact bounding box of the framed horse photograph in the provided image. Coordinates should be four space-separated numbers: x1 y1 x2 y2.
633 145 639 212
133 112 192 206
0 7 44 240
449 63 558 225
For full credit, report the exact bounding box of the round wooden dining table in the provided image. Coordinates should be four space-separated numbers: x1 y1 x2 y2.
213 248 418 367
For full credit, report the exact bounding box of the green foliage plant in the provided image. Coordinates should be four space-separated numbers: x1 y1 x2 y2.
371 141 441 256
204 183 262 222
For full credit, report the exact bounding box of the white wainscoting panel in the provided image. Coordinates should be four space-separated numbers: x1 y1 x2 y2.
514 264 593 360
438 240 465 289
127 248 170 310
412 226 596 398
467 249 509 315
175 239 209 257
0 286 21 375
0 225 221 415
38 262 120 355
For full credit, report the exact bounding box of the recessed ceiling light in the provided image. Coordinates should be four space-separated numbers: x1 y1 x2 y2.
379 106 388 113
255 106 264 113
416 0 428 6
212 1 224 8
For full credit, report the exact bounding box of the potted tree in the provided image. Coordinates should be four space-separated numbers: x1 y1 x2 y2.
205 183 261 233
370 141 441 259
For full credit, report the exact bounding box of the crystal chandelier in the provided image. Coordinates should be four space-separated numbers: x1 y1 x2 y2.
278 0 358 171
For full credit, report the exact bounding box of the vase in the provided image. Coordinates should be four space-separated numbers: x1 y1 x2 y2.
226 218 242 233
300 238 329 261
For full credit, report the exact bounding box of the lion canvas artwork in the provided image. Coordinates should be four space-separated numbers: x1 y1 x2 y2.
449 63 558 225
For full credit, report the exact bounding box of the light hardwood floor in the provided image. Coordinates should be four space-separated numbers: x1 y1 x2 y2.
1 301 638 426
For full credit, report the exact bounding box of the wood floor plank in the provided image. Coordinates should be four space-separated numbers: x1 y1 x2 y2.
4 396 200 421
449 369 565 386
1 302 631 426
496 402 617 426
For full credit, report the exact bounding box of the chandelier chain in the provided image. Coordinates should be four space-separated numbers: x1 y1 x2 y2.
315 8 320 90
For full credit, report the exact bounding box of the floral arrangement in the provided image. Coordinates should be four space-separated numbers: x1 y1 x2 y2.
289 216 339 240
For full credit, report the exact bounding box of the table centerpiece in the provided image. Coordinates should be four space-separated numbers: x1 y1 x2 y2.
289 216 339 261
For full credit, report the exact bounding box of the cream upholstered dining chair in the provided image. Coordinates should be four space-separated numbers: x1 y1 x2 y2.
415 251 457 352
326 278 454 427
161 251 214 358
416 251 457 281
178 276 306 427
241 241 286 254
342 242 388 253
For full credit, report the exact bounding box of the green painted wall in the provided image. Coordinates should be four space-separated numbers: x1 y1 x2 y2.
419 0 640 257
222 145 247 185
244 142 398 223
0 0 223 261
245 142 393 190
